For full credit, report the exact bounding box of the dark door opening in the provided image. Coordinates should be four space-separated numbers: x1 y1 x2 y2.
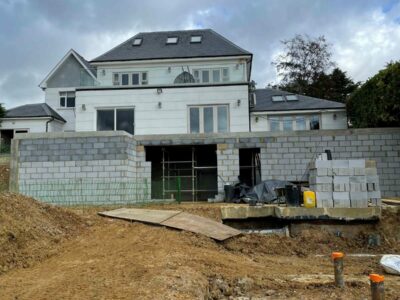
145 145 217 201
239 148 261 187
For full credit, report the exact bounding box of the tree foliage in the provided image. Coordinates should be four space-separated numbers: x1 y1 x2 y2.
272 34 358 102
0 104 5 121
347 61 400 128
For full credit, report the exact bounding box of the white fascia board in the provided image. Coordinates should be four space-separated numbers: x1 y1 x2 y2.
90 55 252 67
251 108 346 115
0 117 52 121
39 49 97 89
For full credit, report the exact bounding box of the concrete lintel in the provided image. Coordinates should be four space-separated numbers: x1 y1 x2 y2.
13 130 133 140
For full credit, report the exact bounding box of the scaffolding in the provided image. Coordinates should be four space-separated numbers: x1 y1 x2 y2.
161 147 217 201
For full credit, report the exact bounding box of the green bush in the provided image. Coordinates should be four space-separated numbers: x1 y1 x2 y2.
347 62 400 128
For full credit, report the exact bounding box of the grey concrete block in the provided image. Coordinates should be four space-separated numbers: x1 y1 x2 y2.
332 160 349 168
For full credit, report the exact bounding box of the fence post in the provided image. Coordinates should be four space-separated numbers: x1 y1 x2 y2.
176 176 181 204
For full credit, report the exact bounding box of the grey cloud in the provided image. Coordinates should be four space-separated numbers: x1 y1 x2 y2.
0 0 399 108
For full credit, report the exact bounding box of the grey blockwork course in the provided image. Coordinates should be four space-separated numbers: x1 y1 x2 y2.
10 128 400 205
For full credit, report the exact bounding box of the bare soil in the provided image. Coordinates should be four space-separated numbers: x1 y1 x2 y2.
0 196 399 299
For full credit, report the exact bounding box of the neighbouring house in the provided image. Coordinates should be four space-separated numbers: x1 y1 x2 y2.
0 103 65 149
250 88 347 132
1 29 347 137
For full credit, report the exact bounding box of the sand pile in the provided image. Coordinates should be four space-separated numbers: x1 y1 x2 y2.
0 192 86 274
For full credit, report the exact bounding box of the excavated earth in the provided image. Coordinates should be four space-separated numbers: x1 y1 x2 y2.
0 194 399 299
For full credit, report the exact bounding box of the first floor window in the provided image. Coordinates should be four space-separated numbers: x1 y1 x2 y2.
310 115 320 130
189 105 229 133
59 91 75 108
113 72 148 86
193 68 230 83
97 108 134 134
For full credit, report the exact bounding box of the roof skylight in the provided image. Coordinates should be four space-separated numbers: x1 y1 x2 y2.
166 37 178 44
272 95 284 102
286 95 298 101
132 38 142 46
190 35 202 43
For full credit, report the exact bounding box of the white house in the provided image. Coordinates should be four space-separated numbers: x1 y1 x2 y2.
1 29 347 144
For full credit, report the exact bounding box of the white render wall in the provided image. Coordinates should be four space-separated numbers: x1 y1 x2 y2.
45 87 76 131
250 110 347 132
94 57 248 86
0 118 64 133
75 85 249 135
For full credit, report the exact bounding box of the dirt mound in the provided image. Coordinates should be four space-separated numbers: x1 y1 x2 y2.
0 192 86 274
0 164 9 192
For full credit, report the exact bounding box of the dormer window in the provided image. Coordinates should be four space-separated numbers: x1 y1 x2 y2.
166 37 178 44
190 35 202 43
132 38 142 46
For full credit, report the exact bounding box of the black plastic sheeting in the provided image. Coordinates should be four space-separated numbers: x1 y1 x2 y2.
227 180 295 204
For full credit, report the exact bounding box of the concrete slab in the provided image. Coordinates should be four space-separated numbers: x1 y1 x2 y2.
99 208 241 241
221 205 381 221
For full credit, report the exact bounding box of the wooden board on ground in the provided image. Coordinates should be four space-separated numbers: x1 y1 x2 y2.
98 208 181 224
382 199 400 206
99 208 241 241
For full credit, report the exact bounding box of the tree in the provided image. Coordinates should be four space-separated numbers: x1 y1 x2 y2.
347 61 400 128
0 103 5 121
307 68 359 103
272 34 335 94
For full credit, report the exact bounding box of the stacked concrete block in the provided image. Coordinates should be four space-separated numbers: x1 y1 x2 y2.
309 159 381 208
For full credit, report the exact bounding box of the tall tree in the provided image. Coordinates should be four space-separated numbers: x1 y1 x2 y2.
273 34 335 94
347 61 400 128
0 104 5 122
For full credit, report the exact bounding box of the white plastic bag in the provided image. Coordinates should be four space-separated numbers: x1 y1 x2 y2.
380 255 400 275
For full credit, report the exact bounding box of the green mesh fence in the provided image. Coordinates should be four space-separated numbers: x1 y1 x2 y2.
19 177 151 206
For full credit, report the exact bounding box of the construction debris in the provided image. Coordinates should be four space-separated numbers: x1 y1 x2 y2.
380 255 400 275
98 208 241 241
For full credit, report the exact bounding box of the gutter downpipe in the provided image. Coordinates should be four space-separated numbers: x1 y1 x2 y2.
46 117 54 132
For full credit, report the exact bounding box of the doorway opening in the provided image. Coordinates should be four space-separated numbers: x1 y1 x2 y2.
239 148 261 187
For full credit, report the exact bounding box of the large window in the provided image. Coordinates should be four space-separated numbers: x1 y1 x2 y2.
193 68 229 83
59 91 75 108
296 116 306 130
97 108 134 134
283 116 293 131
113 72 148 86
269 117 280 131
189 105 229 133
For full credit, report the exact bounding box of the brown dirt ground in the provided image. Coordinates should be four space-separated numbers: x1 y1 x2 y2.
0 197 399 299
0 164 9 192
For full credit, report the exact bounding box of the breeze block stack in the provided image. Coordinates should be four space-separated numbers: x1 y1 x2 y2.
309 159 381 208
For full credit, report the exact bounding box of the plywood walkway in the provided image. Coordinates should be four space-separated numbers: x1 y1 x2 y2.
98 208 241 241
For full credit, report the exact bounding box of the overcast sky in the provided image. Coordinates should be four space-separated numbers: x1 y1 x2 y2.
1 0 400 109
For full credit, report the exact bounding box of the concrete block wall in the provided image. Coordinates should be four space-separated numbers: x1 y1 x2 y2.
216 144 240 195
10 131 148 205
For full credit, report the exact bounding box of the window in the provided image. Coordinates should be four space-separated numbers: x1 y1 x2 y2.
269 117 280 131
193 68 229 83
166 37 178 44
132 38 142 46
286 95 298 101
59 92 75 108
283 116 293 131
272 96 284 102
189 105 229 133
113 72 148 86
190 35 202 43
296 116 306 130
310 115 320 130
97 108 135 134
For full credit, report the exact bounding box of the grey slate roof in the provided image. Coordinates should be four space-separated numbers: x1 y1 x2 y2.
251 88 346 112
91 29 252 62
4 103 66 122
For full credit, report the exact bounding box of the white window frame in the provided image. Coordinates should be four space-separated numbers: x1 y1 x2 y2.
193 67 229 83
132 38 142 46
190 35 202 43
59 91 75 108
187 104 230 133
112 72 148 86
96 106 135 134
166 37 178 44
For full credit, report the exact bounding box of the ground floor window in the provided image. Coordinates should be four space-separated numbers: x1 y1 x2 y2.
189 105 229 133
268 114 321 131
97 108 134 134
